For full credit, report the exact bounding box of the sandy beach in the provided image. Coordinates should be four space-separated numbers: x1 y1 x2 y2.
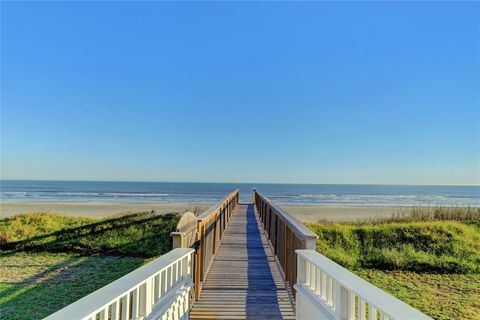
0 200 398 222
279 205 397 222
0 201 213 218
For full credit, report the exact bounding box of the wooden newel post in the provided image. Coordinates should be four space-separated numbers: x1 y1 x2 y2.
304 235 317 250
170 212 198 249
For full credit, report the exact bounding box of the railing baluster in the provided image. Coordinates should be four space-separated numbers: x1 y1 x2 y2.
327 276 333 305
321 271 327 300
369 304 377 320
348 292 356 320
176 260 181 285
162 269 167 297
305 260 311 286
131 288 139 319
315 268 321 296
144 279 153 315
334 281 342 317
310 262 316 291
121 294 130 320
154 274 160 302
358 297 366 320
98 308 107 320
111 300 120 320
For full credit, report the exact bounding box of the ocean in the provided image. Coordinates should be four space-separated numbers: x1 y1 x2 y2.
0 180 479 207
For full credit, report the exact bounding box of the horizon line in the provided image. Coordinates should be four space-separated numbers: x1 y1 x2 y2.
1 178 479 187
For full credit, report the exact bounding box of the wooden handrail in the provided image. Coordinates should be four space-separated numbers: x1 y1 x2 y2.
253 189 318 298
195 189 239 300
172 189 240 301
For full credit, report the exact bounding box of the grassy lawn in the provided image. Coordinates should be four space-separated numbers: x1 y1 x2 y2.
0 212 180 320
307 209 480 320
354 270 480 320
0 252 147 320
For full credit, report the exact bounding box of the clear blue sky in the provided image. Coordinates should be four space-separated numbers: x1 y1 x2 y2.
1 1 479 185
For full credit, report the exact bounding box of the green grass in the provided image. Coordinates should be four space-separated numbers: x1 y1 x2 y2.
354 270 480 320
307 215 480 319
0 212 180 320
1 211 180 257
0 252 147 320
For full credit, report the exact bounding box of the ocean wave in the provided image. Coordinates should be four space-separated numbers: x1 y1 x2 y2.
1 184 479 207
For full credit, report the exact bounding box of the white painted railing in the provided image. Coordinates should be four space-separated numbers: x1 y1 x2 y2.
44 248 194 320
295 250 432 320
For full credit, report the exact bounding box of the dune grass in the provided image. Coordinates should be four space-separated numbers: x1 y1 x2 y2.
307 220 480 273
307 210 480 320
370 206 480 223
0 211 180 320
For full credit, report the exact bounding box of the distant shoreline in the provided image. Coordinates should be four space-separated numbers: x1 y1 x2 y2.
0 200 431 222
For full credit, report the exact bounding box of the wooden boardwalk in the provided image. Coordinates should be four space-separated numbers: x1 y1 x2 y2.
190 204 295 319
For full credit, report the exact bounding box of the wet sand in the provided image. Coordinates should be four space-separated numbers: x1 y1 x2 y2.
1 201 398 222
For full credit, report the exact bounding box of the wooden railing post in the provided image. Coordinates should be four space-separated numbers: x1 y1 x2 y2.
212 217 217 256
194 244 201 300
171 212 197 249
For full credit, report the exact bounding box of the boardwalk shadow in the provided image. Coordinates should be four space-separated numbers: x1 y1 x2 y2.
0 254 145 319
246 204 283 319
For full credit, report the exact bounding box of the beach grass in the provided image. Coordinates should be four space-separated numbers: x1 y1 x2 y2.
361 206 480 223
0 211 180 320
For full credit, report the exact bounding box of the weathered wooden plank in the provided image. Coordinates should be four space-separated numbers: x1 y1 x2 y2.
190 204 295 320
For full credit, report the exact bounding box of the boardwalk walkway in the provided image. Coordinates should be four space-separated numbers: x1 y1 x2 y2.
190 204 295 319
